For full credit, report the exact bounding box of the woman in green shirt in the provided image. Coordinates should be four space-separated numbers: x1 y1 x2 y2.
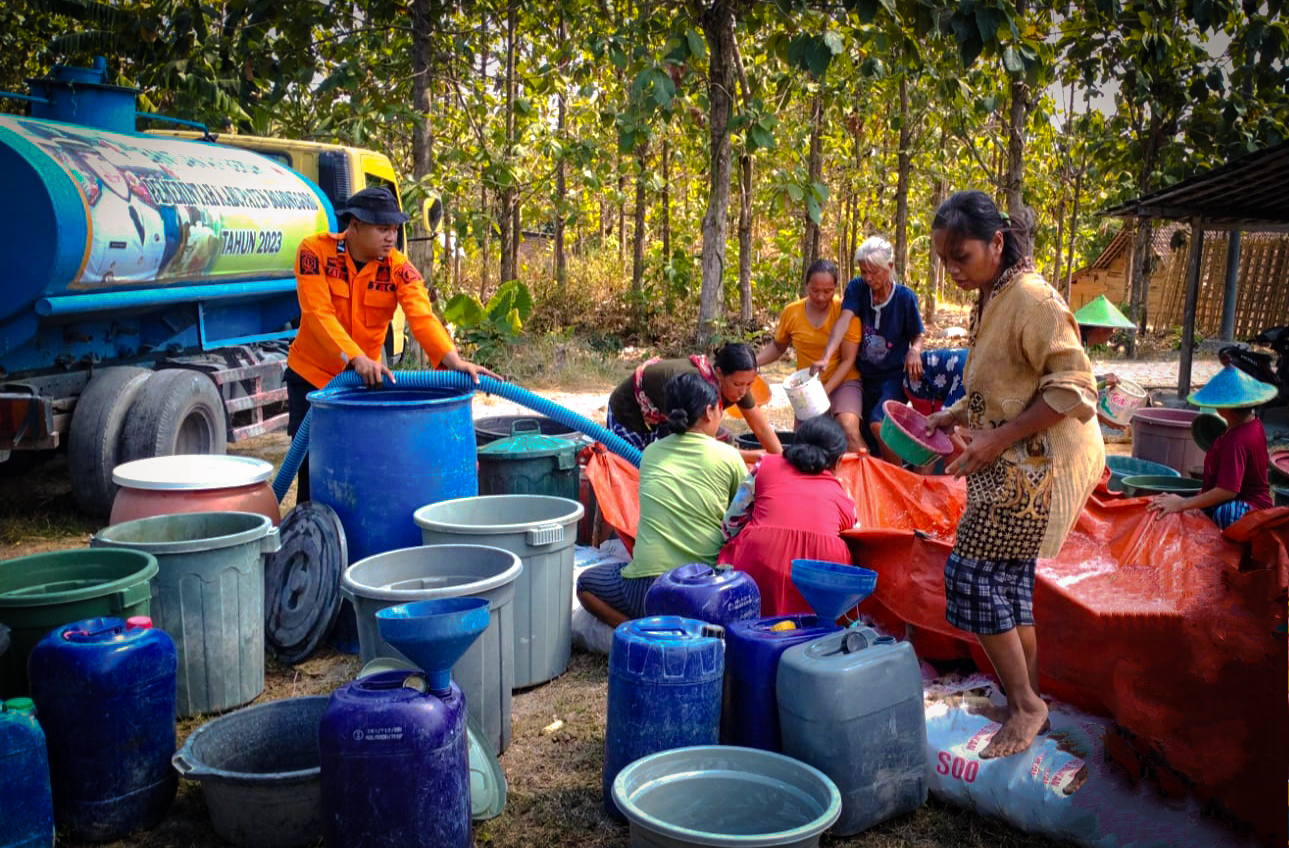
578 373 748 627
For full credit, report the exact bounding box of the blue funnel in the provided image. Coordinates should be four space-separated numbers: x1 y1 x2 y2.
790 559 876 623
377 597 489 693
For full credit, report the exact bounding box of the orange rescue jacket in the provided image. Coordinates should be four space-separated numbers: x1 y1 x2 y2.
286 232 455 388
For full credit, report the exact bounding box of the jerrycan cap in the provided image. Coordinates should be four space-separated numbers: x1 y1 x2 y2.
3 697 36 714
126 616 153 630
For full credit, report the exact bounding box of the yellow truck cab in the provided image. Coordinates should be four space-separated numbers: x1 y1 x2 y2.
149 131 435 363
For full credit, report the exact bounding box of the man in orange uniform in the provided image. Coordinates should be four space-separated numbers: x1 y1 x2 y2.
284 186 494 500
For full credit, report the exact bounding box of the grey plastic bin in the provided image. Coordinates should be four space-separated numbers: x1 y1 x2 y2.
414 495 584 688
340 543 522 755
93 511 279 716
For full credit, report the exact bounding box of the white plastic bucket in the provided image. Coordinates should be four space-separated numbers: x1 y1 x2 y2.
1097 378 1147 426
784 369 830 420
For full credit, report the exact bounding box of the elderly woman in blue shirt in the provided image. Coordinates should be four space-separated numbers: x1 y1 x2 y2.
814 236 925 462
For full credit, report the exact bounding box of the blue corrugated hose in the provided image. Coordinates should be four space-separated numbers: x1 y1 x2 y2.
272 371 641 502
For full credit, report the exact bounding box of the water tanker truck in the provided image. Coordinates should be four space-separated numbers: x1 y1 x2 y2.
0 59 433 514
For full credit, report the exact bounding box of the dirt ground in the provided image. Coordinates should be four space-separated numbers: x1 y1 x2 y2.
1 326 1228 848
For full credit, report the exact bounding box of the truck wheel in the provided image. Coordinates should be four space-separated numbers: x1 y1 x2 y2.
68 366 153 516
121 369 228 462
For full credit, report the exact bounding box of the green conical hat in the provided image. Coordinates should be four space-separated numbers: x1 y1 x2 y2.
1074 295 1136 330
1187 364 1277 409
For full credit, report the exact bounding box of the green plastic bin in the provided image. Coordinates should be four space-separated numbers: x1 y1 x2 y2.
476 420 580 502
0 549 157 697
93 511 279 717
414 495 584 689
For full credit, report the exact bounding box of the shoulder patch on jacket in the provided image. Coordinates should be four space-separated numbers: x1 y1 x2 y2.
298 249 320 276
396 264 423 284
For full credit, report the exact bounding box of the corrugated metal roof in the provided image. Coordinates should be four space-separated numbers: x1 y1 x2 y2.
1100 140 1289 228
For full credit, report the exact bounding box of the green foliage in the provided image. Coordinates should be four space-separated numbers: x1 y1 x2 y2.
442 280 534 367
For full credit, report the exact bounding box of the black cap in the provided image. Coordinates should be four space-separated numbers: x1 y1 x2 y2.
337 186 410 226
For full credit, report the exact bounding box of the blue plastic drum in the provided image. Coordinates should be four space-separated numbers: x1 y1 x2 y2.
602 616 724 818
28 616 177 842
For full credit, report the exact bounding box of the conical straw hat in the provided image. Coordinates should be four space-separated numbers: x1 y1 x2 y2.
1073 295 1136 329
1187 364 1277 408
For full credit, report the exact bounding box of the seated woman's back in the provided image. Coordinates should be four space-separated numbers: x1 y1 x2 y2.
629 430 747 573
744 453 854 534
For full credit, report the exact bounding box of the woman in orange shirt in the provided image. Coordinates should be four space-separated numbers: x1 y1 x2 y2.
757 259 864 452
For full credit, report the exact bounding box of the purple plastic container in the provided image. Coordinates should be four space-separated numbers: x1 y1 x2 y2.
722 614 839 752
643 563 761 627
319 670 470 848
28 616 177 842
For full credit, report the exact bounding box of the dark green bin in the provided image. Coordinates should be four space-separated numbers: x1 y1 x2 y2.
477 419 579 502
0 548 157 697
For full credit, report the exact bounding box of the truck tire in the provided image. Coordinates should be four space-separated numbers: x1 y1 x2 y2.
121 369 228 463
68 366 153 516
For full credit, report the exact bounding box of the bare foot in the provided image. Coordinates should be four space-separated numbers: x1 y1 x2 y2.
979 701 1049 759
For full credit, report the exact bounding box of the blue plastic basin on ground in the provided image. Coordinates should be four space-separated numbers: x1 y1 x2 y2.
1105 455 1180 493
612 745 841 848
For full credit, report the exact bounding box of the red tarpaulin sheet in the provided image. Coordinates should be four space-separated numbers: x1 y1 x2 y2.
583 447 1287 842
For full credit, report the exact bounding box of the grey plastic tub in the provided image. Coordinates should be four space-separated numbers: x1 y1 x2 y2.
173 695 328 848
414 495 584 688
341 543 522 754
93 511 279 716
612 745 841 848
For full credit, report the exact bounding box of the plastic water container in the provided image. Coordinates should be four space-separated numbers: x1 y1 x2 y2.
777 627 927 836
307 387 477 563
0 699 54 848
0 548 156 697
722 614 839 752
414 495 584 688
28 617 177 841
643 563 762 628
603 616 724 818
92 511 279 716
320 670 471 848
341 544 522 755
1132 407 1206 474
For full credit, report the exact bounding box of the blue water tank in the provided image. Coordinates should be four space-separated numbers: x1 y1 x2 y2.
643 563 761 628
0 699 54 848
319 670 471 848
777 627 927 836
722 614 838 752
308 387 477 563
27 616 177 842
602 616 723 818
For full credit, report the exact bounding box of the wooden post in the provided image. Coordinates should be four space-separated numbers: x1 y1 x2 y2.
1177 218 1206 400
1219 229 1242 342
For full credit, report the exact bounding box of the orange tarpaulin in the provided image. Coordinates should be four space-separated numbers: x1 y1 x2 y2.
583 448 1286 842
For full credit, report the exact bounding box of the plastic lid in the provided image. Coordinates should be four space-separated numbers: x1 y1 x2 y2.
478 424 577 459
126 616 153 630
4 697 35 714
264 502 346 664
467 711 507 820
112 454 274 490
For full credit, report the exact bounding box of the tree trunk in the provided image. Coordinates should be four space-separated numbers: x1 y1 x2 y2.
478 21 490 298
927 174 947 323
410 0 435 287
1004 68 1034 257
1065 166 1082 298
499 0 519 284
631 146 648 302
800 89 824 294
894 72 911 280
1126 110 1167 355
738 152 752 322
618 167 627 269
553 9 568 293
696 0 737 347
661 137 671 262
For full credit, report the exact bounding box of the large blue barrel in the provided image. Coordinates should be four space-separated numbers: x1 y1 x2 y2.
643 563 761 628
28 616 178 842
319 670 471 848
308 387 477 563
722 614 838 752
602 616 723 818
0 699 54 848
777 627 927 836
